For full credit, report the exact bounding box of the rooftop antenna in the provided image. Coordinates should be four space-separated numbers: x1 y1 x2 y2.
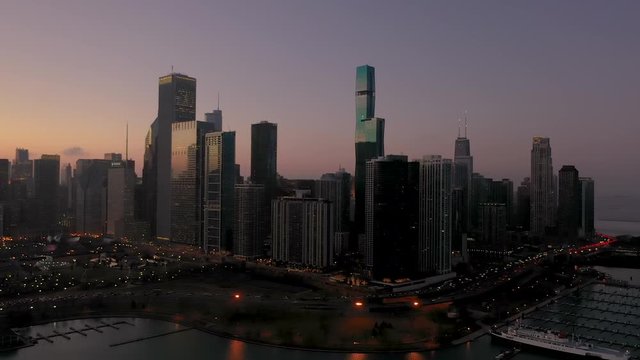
217 92 220 110
464 111 468 138
457 118 461 138
171 65 174 73
125 122 129 165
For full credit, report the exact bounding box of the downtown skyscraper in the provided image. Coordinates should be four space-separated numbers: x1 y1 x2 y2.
354 65 385 239
203 131 236 253
558 165 581 239
530 137 555 236
419 155 453 275
364 155 418 279
452 121 473 254
143 73 197 240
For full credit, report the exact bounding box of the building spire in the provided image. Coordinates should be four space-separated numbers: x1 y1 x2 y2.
125 122 129 162
464 111 468 138
217 92 220 110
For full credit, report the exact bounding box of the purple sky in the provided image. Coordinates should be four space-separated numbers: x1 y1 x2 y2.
1 1 639 218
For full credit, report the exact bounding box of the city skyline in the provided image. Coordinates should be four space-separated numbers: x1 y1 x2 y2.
2 1 640 219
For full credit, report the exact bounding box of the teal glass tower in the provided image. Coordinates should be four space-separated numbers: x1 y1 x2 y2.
354 65 385 237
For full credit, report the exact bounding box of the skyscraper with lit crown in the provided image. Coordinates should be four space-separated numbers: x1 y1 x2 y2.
354 65 385 239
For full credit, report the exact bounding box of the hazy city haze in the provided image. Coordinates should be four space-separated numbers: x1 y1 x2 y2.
1 0 639 218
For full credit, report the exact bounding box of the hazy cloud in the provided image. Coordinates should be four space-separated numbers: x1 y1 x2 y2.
63 146 87 157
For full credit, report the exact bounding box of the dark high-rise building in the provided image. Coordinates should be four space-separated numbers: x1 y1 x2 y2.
272 196 334 268
516 177 531 230
0 159 9 202
530 137 555 236
33 155 60 233
419 155 453 275
316 169 352 255
203 131 236 253
489 179 514 227
251 121 277 241
579 177 595 238
205 107 222 132
143 73 197 241
251 121 277 193
74 159 111 234
453 124 473 233
234 184 266 258
558 165 581 239
479 203 507 249
170 120 216 245
365 155 418 279
13 148 31 185
471 173 491 229
354 65 385 239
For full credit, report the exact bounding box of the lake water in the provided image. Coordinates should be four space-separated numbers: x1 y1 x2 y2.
4 317 549 360
5 268 639 360
596 220 640 236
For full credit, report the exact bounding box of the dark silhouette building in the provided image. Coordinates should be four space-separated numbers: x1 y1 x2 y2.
558 165 581 239
33 155 60 233
234 184 266 258
365 155 418 279
579 177 595 238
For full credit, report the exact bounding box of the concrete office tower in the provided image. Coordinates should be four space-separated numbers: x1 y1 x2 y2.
558 165 581 239
33 155 60 233
106 159 136 239
419 155 453 275
75 159 111 234
316 169 352 254
516 177 531 230
170 120 216 246
272 196 334 268
365 155 418 279
0 159 9 202
234 184 266 258
354 65 385 239
203 131 236 253
479 203 507 250
530 137 555 236
579 177 595 238
143 73 197 240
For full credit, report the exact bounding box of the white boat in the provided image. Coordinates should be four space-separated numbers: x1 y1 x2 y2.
491 322 630 360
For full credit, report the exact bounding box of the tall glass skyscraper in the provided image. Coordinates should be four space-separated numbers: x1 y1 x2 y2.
354 65 385 238
170 120 216 245
530 137 555 236
203 131 236 253
144 73 197 240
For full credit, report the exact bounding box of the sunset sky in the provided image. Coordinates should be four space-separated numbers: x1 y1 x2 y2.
1 1 639 218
